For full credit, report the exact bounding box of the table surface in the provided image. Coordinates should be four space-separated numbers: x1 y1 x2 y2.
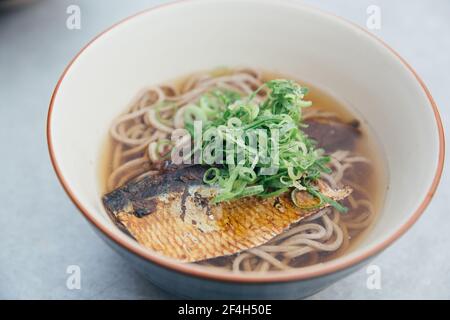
0 0 449 299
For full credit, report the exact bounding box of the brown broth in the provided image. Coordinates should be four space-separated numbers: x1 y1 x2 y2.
261 71 387 259
99 68 388 270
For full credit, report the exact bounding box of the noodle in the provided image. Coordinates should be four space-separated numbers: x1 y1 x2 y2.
104 68 377 272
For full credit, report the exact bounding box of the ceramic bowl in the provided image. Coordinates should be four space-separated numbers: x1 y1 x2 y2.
47 0 444 299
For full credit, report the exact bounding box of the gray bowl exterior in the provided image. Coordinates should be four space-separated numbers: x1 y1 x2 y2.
96 228 373 299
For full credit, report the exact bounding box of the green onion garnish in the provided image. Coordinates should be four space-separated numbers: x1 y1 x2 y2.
184 79 347 212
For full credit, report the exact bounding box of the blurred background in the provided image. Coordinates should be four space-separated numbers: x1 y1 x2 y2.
0 0 449 299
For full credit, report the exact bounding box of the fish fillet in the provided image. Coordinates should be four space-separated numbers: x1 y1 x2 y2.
102 165 351 262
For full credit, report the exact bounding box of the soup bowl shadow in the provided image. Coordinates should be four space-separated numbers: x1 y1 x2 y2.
47 0 444 299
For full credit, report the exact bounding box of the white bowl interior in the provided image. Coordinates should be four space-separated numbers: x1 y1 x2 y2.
50 0 440 273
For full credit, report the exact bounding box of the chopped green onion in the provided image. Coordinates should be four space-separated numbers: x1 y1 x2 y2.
203 167 221 184
185 80 347 212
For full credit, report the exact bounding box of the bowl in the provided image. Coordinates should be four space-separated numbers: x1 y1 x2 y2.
47 0 444 299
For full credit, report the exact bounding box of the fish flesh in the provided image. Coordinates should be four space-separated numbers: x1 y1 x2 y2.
102 165 351 262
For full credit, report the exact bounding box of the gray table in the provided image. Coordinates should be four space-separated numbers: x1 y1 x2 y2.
0 0 449 299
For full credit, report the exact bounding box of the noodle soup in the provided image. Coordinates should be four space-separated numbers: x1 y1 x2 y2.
100 68 387 272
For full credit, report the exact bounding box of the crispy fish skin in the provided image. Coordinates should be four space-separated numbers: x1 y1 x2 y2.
103 166 351 262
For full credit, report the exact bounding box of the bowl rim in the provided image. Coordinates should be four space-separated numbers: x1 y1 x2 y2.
47 0 445 283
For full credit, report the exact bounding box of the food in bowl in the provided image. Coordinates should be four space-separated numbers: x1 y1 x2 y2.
47 0 444 299
100 67 387 272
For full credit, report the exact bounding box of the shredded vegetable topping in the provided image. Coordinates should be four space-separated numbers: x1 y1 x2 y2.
184 79 347 212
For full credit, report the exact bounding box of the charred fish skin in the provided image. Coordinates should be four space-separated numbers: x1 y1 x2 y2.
304 118 361 152
110 185 351 262
102 165 208 218
102 165 352 262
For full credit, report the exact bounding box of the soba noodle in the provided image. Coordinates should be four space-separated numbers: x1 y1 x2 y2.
104 68 376 272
